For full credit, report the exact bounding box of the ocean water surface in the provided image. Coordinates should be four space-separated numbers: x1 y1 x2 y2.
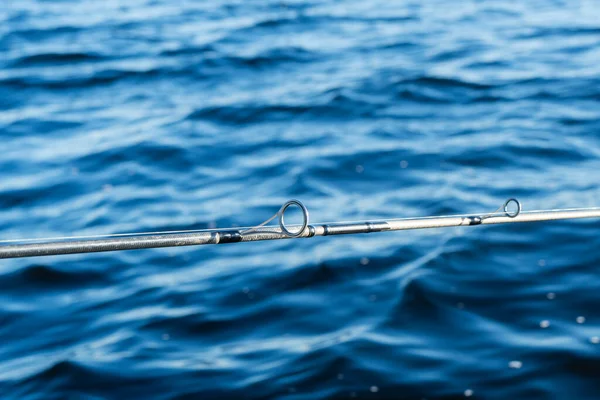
1 0 600 398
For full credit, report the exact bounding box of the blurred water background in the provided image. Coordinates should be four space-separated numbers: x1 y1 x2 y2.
2 0 600 399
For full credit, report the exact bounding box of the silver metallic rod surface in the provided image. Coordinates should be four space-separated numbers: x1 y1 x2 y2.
1 208 599 259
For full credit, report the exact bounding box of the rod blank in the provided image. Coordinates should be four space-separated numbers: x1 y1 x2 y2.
1 206 599 259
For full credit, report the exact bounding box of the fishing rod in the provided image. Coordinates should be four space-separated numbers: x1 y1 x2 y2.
0 198 599 259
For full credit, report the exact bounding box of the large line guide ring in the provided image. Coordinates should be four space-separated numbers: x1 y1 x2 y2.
278 199 309 237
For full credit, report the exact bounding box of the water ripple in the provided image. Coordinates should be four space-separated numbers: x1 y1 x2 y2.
1 0 600 399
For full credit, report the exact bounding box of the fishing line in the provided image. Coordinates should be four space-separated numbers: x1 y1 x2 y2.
0 198 511 245
0 200 310 244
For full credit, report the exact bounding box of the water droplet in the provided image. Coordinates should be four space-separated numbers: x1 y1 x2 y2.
360 257 370 265
370 386 379 393
337 373 344 380
546 292 555 300
356 165 364 173
369 295 377 302
457 302 465 309
350 392 357 398
248 293 255 299
591 336 600 344
577 316 586 324
464 389 473 397
538 259 546 267
400 160 409 168
540 320 550 328
162 333 170 341
509 360 522 369
243 287 250 294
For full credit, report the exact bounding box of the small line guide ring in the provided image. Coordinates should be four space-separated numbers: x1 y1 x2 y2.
503 198 521 218
278 199 309 237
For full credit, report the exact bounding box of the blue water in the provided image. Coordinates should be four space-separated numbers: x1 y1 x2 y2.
2 1 600 398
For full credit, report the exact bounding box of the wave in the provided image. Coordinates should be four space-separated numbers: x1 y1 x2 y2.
9 52 105 68
0 265 108 290
2 1 600 399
